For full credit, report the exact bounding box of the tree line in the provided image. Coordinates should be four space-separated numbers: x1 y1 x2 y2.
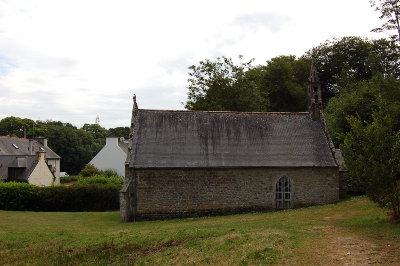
0 117 129 175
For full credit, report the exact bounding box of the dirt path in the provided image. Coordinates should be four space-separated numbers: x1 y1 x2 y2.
302 217 400 265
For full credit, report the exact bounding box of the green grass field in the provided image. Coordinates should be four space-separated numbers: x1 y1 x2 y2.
0 197 399 265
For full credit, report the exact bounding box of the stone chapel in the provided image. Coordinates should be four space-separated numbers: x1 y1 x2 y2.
120 62 343 221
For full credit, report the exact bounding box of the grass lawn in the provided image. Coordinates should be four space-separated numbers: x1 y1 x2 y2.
0 197 399 265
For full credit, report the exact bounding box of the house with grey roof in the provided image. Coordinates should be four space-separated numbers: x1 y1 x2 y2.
120 62 343 221
89 137 128 177
0 137 61 186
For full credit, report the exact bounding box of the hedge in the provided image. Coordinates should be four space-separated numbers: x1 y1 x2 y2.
0 182 120 211
0 182 37 211
75 175 123 186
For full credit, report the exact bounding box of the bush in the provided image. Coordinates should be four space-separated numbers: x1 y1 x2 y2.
0 182 38 210
36 184 121 211
102 169 119 178
0 182 120 211
79 164 100 177
60 175 78 184
75 175 123 186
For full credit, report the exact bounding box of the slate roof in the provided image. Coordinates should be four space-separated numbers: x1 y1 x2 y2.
130 110 338 168
118 139 129 155
0 137 60 159
0 155 38 181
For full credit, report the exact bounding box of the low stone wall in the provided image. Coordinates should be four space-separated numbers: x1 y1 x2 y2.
124 167 339 220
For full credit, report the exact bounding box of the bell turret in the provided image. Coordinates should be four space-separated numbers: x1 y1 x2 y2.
308 60 322 120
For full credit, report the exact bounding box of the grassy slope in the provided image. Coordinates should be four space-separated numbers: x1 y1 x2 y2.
0 197 399 265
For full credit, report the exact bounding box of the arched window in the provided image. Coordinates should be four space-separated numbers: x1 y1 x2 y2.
275 176 292 209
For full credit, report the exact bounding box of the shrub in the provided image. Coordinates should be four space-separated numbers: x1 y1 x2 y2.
79 164 100 177
102 169 120 178
36 184 120 211
0 182 120 211
75 175 123 186
0 182 38 210
60 175 78 184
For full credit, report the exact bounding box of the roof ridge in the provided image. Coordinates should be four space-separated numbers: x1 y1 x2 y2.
140 109 309 115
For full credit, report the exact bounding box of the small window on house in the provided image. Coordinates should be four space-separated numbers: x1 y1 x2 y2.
39 147 45 151
12 144 19 149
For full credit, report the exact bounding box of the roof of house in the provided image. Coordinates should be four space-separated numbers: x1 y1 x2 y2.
118 139 129 155
129 109 338 168
0 137 60 159
0 155 38 181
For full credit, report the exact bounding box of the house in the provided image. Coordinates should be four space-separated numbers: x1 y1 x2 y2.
120 62 343 221
0 137 61 186
89 137 128 177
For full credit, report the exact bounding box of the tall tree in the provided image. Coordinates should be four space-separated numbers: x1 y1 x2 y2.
310 36 400 104
185 55 311 112
260 55 309 112
324 75 400 145
343 105 400 220
370 0 400 44
185 56 268 112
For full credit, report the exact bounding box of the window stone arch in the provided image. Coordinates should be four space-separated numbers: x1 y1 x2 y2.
275 175 293 209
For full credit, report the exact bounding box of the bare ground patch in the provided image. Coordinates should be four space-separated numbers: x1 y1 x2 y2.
302 218 400 265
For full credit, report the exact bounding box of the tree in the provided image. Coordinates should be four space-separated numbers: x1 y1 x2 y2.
343 105 400 220
0 117 35 138
260 55 309 112
309 37 400 104
324 75 400 145
46 124 94 175
370 0 400 45
108 127 130 139
185 56 268 111
185 55 311 112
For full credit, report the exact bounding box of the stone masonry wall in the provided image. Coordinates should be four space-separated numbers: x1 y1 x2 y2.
132 167 339 219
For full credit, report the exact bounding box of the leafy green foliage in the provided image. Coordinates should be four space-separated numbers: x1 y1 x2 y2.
185 55 310 112
0 182 38 210
46 124 95 175
310 37 400 104
186 56 268 111
79 163 101 177
75 175 123 186
343 105 400 220
36 185 120 211
108 127 130 139
0 182 120 211
260 55 309 111
60 175 78 183
325 75 400 145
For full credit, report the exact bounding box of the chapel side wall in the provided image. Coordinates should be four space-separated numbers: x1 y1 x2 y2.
134 167 339 219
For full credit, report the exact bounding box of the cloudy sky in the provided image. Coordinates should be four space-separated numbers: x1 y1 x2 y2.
0 0 384 128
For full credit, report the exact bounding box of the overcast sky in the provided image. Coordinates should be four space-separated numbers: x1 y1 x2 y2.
0 0 385 128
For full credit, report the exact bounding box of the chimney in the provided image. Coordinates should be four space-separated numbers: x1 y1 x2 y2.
29 139 34 155
106 137 118 146
36 150 46 161
34 137 48 147
308 60 322 120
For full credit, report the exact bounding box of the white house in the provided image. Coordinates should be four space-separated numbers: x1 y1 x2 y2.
89 137 128 177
